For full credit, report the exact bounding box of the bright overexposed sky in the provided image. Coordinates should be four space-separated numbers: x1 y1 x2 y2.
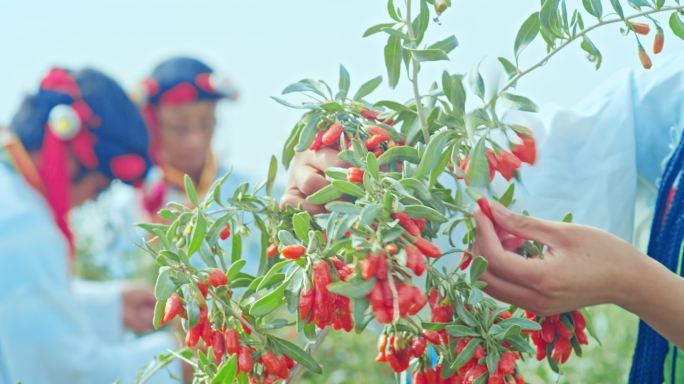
1 0 682 179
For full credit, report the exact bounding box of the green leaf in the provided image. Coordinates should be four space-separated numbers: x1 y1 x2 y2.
327 278 376 299
580 36 602 69
561 212 574 223
231 233 242 263
515 12 540 58
250 273 294 316
403 205 448 223
277 230 297 246
498 183 515 207
353 298 370 332
540 0 563 38
497 57 517 79
465 136 489 188
448 337 482 374
152 299 165 329
154 267 175 301
307 184 344 205
293 212 312 242
282 79 328 98
378 146 420 165
501 92 538 112
354 76 383 100
270 336 323 374
627 0 649 8
366 152 379 179
445 324 480 337
470 256 488 282
609 0 624 18
359 204 383 226
582 0 603 18
331 180 365 198
497 317 542 331
326 201 362 215
295 114 322 152
282 122 302 167
468 61 485 100
337 65 351 100
257 260 292 291
363 22 398 37
211 355 237 384
412 0 430 45
442 71 466 117
227 259 246 281
387 0 401 21
267 155 278 197
184 175 198 206
188 213 206 256
385 35 403 89
373 100 411 112
505 334 536 354
427 35 459 54
406 47 450 62
670 13 684 40
414 130 453 179
271 96 319 110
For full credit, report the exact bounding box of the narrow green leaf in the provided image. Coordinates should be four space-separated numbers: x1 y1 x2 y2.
406 47 450 62
609 0 624 18
582 0 603 18
465 136 489 188
470 256 488 282
501 92 539 112
363 22 398 37
267 155 278 196
670 13 684 40
445 325 480 337
385 35 402 88
338 65 351 100
367 152 379 179
307 184 344 205
227 259 246 281
271 336 323 374
448 338 482 374
427 35 459 54
580 36 602 69
515 12 540 58
354 76 383 100
327 278 376 299
293 212 312 242
414 130 453 179
211 355 237 384
184 175 198 206
326 201 362 215
188 213 206 256
378 146 420 165
497 57 518 79
468 61 485 100
152 299 165 329
403 205 448 223
331 180 365 198
294 114 322 152
231 233 242 263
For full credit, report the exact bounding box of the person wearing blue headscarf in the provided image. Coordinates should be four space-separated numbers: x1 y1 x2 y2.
471 52 684 384
0 67 183 384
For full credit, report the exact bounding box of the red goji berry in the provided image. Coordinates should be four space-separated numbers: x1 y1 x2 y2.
281 244 306 260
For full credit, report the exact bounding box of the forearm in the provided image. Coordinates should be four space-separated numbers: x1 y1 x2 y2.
617 252 684 349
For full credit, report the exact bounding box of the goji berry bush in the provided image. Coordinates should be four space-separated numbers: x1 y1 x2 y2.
138 1 684 383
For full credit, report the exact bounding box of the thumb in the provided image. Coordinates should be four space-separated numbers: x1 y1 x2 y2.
490 201 563 246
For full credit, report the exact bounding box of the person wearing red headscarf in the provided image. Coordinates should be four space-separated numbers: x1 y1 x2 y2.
0 67 184 383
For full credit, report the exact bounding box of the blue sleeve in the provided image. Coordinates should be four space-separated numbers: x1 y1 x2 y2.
0 170 180 384
513 56 684 242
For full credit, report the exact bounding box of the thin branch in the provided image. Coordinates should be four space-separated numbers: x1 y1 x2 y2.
405 0 430 142
488 5 684 109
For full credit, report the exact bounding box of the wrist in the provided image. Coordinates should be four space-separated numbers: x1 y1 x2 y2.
611 247 659 313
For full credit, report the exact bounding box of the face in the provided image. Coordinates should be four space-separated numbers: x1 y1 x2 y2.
69 173 111 206
157 101 216 176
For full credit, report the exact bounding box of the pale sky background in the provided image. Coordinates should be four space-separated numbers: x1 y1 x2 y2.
1 0 682 180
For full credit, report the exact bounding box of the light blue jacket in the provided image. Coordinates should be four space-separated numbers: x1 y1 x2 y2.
0 159 180 384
